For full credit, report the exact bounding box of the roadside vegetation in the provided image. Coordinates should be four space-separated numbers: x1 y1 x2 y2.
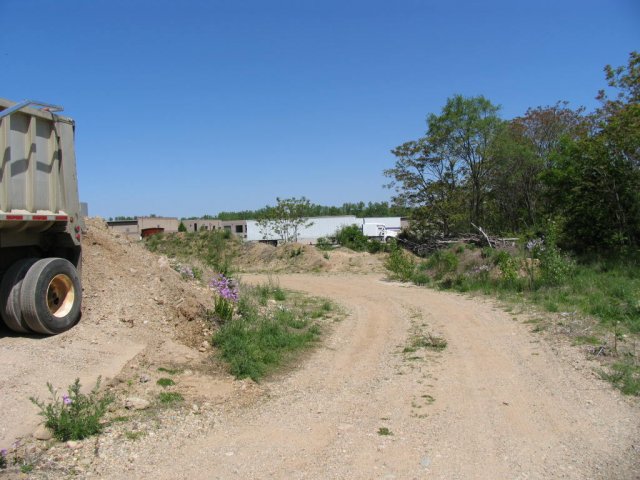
146 229 237 275
380 52 640 396
211 276 337 381
146 230 340 382
385 240 640 395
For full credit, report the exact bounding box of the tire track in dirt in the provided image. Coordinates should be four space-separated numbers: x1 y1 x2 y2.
121 273 639 480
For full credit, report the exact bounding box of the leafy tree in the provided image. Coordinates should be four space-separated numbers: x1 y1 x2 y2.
544 52 640 252
385 95 501 236
257 197 314 243
428 95 503 227
178 221 187 232
385 139 463 236
488 103 586 232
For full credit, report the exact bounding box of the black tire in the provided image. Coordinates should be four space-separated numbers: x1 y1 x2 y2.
0 258 39 333
20 258 82 335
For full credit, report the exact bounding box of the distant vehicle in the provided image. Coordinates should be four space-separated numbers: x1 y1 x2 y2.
362 223 397 242
0 99 83 335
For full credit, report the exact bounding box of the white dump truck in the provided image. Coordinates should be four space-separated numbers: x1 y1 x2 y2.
0 99 83 335
362 222 398 242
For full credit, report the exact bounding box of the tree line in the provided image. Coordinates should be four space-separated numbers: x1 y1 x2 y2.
209 201 409 221
385 51 640 254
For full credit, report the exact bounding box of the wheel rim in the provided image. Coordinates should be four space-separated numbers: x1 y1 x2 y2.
47 274 75 318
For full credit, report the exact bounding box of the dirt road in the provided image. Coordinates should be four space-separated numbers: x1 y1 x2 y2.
98 273 639 479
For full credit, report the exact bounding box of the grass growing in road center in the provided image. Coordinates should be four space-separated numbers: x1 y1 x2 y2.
212 281 336 381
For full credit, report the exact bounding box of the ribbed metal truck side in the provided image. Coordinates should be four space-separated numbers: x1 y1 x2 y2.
0 98 83 335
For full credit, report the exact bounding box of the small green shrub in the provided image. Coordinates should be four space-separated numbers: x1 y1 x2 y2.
315 237 333 251
289 246 303 258
426 250 459 278
29 378 113 441
377 427 393 436
335 224 368 252
600 361 640 396
411 271 431 286
495 250 518 283
273 287 286 301
0 450 6 469
156 378 175 387
366 240 385 254
158 392 184 404
385 247 416 282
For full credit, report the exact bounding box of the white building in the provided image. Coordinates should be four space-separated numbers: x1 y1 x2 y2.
246 216 402 244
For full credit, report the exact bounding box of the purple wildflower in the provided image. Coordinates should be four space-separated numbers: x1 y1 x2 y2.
179 265 194 279
62 394 72 405
209 274 239 302
0 449 6 457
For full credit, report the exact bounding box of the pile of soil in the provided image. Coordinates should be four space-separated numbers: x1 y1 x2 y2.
0 218 241 449
235 241 386 274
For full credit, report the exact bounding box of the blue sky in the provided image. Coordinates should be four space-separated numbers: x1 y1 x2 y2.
1 1 638 218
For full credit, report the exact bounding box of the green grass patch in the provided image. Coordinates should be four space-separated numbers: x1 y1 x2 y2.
212 284 332 381
406 333 447 352
144 230 236 275
395 247 640 334
156 378 176 387
599 361 640 396
158 392 184 404
157 367 181 375
573 335 602 346
110 416 129 423
125 430 146 441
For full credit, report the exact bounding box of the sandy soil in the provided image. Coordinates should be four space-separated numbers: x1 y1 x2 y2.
99 274 639 479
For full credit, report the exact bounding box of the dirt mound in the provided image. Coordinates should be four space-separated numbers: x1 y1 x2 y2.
0 218 227 447
235 241 386 274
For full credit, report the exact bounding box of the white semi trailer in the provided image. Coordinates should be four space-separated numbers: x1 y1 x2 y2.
0 99 83 335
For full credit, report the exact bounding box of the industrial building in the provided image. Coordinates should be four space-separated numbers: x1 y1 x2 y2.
107 215 402 244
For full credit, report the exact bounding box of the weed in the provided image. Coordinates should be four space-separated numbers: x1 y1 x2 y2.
409 333 447 351
411 271 431 286
111 416 129 423
426 250 459 278
20 464 34 474
0 449 6 469
573 335 602 346
273 287 286 301
599 361 640 396
157 367 181 375
289 246 303 258
210 273 238 323
385 246 416 282
29 377 113 441
377 427 393 436
212 285 329 381
315 237 333 251
335 225 369 251
158 392 184 404
156 378 175 387
125 430 146 441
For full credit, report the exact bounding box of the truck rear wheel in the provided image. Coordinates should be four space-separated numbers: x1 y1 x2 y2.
0 258 39 333
20 258 82 335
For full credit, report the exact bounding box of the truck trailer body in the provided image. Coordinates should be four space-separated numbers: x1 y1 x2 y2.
0 98 83 335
